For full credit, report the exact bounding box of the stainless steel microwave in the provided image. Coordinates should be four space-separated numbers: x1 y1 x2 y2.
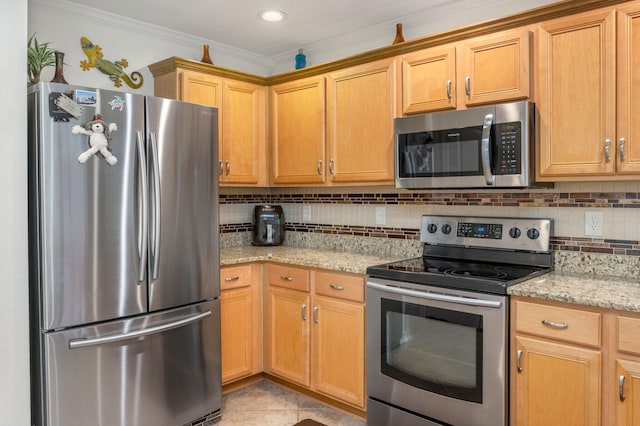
395 101 545 189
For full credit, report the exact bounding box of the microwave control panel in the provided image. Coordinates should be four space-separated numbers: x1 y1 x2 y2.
494 122 522 175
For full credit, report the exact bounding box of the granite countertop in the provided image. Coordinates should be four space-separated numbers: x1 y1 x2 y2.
220 246 640 313
508 271 640 313
220 246 402 275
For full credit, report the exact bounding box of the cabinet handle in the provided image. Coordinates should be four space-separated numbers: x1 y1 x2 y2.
317 160 323 176
465 76 471 96
541 319 568 329
517 349 523 373
224 276 240 282
620 138 626 162
225 161 230 175
620 375 626 402
605 139 611 162
301 303 307 321
329 159 335 176
219 161 223 176
313 306 319 323
329 284 344 291
446 80 452 99
280 275 293 281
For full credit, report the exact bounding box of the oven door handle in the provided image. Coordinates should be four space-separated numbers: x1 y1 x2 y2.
366 281 503 308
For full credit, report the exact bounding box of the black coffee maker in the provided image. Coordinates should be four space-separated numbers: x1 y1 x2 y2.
252 205 285 246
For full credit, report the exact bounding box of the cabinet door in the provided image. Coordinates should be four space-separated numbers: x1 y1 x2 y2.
221 80 266 184
617 359 640 426
514 336 601 426
312 295 365 408
617 4 640 175
268 287 310 386
402 46 456 114
326 59 397 184
179 70 222 108
537 9 616 178
462 29 530 106
271 76 326 184
220 287 253 384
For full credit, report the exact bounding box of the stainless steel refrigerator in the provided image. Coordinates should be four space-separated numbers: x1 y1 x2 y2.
27 82 221 426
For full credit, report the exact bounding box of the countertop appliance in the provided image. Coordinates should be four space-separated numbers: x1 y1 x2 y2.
28 82 221 426
395 101 549 189
366 215 552 426
253 205 285 246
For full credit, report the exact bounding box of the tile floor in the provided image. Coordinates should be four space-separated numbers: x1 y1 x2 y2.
218 380 366 426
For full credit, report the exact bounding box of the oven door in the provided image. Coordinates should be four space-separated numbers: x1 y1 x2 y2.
366 278 507 426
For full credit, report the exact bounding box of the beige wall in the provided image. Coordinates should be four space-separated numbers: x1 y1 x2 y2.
1 1 30 425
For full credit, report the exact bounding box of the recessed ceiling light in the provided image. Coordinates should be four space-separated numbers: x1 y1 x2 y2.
259 10 287 22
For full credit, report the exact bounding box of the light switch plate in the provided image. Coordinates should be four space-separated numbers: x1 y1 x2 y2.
375 207 386 225
303 205 311 222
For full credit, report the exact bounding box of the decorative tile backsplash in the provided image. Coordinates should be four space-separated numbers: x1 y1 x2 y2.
219 182 640 266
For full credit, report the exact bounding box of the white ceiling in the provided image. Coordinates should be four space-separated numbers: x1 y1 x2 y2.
66 0 560 58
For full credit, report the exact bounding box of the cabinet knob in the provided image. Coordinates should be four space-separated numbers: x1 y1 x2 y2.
301 303 307 321
219 161 223 176
620 138 626 162
225 161 231 175
280 275 293 281
313 306 319 323
465 76 471 96
517 349 523 373
317 160 323 176
224 276 240 282
329 159 336 176
446 79 452 100
329 284 345 291
620 375 626 402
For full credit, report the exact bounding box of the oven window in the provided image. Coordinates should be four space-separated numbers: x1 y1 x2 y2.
380 298 483 403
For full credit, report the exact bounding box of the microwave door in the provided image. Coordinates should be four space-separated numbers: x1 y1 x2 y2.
481 113 496 186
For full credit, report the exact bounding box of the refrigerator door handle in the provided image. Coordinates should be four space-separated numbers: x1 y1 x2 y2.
136 131 148 282
149 131 161 281
68 310 212 349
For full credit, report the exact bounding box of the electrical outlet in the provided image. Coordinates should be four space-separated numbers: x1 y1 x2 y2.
585 211 603 236
375 207 386 225
303 205 311 222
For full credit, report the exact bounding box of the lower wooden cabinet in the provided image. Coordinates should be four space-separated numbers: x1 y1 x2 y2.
266 264 366 408
512 297 640 426
220 263 262 384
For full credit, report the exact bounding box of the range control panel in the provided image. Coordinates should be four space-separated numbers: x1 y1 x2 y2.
420 215 552 252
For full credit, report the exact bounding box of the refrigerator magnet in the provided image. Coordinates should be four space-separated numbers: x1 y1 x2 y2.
72 114 118 165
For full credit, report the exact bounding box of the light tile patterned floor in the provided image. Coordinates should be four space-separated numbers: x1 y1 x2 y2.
218 380 366 426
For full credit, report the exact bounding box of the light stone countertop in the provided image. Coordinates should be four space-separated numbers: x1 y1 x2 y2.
220 246 640 313
220 246 403 275
508 271 640 313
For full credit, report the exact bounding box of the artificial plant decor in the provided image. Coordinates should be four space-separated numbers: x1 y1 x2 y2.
28 33 56 84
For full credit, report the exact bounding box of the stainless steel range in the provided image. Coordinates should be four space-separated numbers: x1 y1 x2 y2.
366 215 553 426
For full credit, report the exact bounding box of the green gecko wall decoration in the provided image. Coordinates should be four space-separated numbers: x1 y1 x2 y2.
79 37 143 89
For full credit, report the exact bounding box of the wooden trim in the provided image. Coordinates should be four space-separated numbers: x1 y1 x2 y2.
148 57 267 85
221 372 265 395
148 1 633 87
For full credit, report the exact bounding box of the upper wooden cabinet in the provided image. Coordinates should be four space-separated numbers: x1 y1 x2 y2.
326 59 397 184
270 58 397 186
402 29 531 115
270 76 326 185
537 4 640 180
150 60 268 186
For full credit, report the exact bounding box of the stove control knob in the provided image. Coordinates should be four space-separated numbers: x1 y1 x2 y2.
509 227 521 239
427 223 438 233
442 224 452 234
527 228 540 240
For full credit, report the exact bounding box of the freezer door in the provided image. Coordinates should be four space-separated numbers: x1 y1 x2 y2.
30 83 147 330
145 97 219 311
39 300 221 426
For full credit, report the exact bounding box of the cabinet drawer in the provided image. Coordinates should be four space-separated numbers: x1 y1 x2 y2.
618 316 640 355
220 264 253 291
514 301 601 347
268 264 310 292
314 271 364 303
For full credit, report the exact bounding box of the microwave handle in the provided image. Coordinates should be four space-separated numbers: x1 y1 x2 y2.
481 113 495 186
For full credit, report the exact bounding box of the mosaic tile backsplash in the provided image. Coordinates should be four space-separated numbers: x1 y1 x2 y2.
219 182 640 276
